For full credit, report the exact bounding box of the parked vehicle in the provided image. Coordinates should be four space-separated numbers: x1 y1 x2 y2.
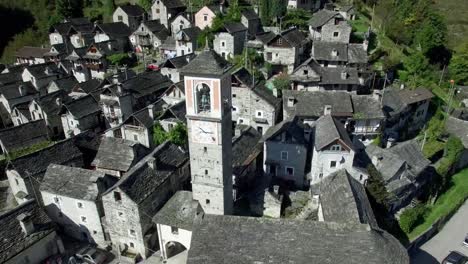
442 251 468 264
147 63 160 71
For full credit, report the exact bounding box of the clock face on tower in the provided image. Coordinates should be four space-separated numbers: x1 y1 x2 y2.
191 120 218 144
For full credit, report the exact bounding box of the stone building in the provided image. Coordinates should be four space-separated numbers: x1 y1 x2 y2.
10 103 32 126
308 9 345 40
59 95 103 138
64 47 91 82
0 199 63 264
241 9 262 39
15 46 49 66
0 82 38 126
170 13 193 36
180 47 234 215
29 90 71 138
160 54 195 83
93 22 132 49
288 0 321 10
102 142 189 260
21 62 64 90
195 5 220 30
175 27 201 57
262 117 309 188
6 138 83 204
231 68 281 134
82 40 125 80
130 20 170 50
311 115 355 185
151 0 186 29
48 17 94 48
113 4 146 31
40 164 114 247
213 22 247 60
162 82 185 105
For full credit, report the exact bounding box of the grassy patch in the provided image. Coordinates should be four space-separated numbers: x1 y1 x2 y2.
407 169 468 240
8 141 54 160
422 140 445 159
350 15 370 33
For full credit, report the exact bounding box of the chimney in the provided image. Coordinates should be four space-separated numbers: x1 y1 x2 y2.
148 157 158 170
56 97 62 107
272 88 280 98
148 104 154 119
341 71 347 80
17 213 35 236
324 105 332 115
18 85 25 96
234 126 242 137
287 97 295 107
371 156 382 167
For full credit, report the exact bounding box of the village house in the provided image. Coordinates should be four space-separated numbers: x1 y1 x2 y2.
260 28 307 74
310 114 355 185
231 68 281 134
21 62 64 90
187 213 409 264
160 36 178 59
46 75 79 94
15 46 50 65
152 191 200 261
93 22 132 51
338 5 357 21
365 140 431 212
0 82 38 126
64 47 91 82
160 54 195 83
49 18 94 48
213 22 247 60
241 9 262 39
130 20 170 50
40 164 114 247
155 100 186 132
59 95 103 138
0 120 49 156
170 13 193 36
288 0 321 10
83 40 125 79
151 0 187 29
102 141 189 260
175 27 202 56
11 102 32 126
382 87 434 145
262 117 309 188
6 138 83 204
44 44 69 63
311 41 368 69
71 79 106 96
348 94 385 145
113 4 146 31
0 199 63 264
308 9 345 40
162 82 185 105
29 90 72 138
195 5 223 30
92 137 149 178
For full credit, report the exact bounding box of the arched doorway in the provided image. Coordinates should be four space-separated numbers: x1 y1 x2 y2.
165 241 187 259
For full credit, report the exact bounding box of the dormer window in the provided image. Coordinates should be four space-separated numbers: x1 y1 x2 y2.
196 83 211 113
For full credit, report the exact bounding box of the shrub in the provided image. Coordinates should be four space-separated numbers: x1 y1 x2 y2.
399 204 428 234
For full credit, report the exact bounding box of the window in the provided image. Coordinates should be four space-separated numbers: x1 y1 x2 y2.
221 41 225 47
171 227 179 234
278 39 283 45
281 151 288 160
118 211 124 218
204 15 208 21
38 114 42 119
222 52 226 59
77 202 83 209
257 126 263 134
34 104 38 110
114 191 122 202
286 167 294 176
81 216 87 223
54 197 60 204
206 199 210 204
360 175 363 181
118 15 123 21
130 242 135 248
330 145 341 151
133 134 138 141
156 9 160 14
15 178 19 185
205 169 208 175
303 70 308 75
330 161 337 168
129 229 136 237
232 106 237 112
238 118 244 124
333 32 339 37
256 111 263 117
232 94 236 98
93 230 98 234
203 147 207 153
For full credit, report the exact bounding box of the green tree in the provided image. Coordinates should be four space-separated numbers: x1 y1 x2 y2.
56 0 83 19
260 0 271 26
152 122 169 146
449 42 468 85
168 123 188 146
403 51 430 81
272 73 291 90
107 53 132 66
366 164 390 208
282 9 312 31
139 0 152 11
270 0 286 20
225 0 241 22
103 0 115 21
399 204 427 234
414 13 447 55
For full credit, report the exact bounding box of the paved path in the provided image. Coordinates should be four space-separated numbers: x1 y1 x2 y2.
411 200 468 263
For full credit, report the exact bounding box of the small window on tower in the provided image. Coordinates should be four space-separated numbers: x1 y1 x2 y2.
206 199 210 204
171 227 179 234
205 169 208 175
114 191 122 202
203 147 207 152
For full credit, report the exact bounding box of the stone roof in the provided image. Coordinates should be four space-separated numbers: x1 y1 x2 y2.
12 102 31 119
255 31 276 44
41 164 106 201
7 138 83 180
181 49 232 76
119 4 145 16
398 87 434 105
319 66 360 85
223 22 247 33
114 71 172 99
160 36 176 50
152 191 201 230
106 141 188 205
162 54 196 69
262 117 305 144
283 90 353 119
391 140 430 177
95 22 132 38
92 137 149 172
16 46 49 59
232 126 262 176
187 214 409 264
60 94 100 119
0 120 48 153
280 28 307 47
351 95 385 119
232 67 254 88
319 169 377 227
180 27 202 41
314 114 353 151
143 20 170 40
0 199 56 263
313 41 348 62
25 62 63 80
308 9 340 28
241 9 259 20
446 116 468 148
0 82 37 100
348 44 368 64
383 88 434 116
72 79 104 94
0 71 23 86
161 0 186 9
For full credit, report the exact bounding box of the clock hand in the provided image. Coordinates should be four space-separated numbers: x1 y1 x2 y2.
198 127 207 133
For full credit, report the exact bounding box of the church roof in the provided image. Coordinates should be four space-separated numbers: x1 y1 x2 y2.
181 49 232 76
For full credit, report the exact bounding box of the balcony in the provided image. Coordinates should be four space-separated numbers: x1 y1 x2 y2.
84 63 103 70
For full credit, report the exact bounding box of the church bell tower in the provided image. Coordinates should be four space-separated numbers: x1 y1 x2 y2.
180 47 233 215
